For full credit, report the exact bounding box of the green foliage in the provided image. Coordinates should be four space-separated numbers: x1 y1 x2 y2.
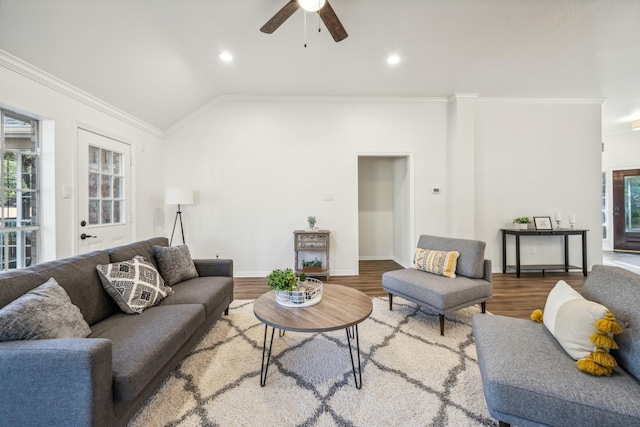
307 216 316 225
303 258 322 267
299 273 307 282
266 268 298 291
513 217 531 224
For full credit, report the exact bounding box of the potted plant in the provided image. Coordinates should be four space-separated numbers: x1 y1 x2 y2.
302 258 323 273
266 268 298 291
513 217 531 230
307 216 317 230
298 273 307 285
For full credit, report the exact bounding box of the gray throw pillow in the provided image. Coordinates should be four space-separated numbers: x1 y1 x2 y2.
0 278 91 341
96 255 174 314
153 245 199 286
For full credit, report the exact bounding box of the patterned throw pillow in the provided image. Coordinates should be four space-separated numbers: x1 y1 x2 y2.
153 245 199 286
413 248 460 278
96 255 174 314
0 278 91 341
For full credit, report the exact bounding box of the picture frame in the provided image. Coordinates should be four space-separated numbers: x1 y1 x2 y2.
533 216 553 230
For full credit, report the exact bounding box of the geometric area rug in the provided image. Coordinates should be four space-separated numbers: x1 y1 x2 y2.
128 297 497 426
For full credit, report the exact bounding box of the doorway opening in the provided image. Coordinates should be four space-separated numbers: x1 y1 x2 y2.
357 155 412 269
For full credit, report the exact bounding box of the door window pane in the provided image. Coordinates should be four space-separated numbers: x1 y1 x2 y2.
89 146 99 173
88 145 124 225
625 176 640 232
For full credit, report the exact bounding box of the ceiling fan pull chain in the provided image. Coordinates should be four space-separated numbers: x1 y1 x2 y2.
304 11 308 47
318 12 321 33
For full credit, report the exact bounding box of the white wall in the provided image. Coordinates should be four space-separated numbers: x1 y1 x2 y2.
0 52 165 260
165 97 448 276
475 100 603 270
166 96 603 276
602 131 640 250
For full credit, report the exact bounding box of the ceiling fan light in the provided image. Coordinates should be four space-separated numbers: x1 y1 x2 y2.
632 119 640 130
298 0 326 12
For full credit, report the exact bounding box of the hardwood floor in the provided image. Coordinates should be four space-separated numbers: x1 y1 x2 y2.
233 260 588 319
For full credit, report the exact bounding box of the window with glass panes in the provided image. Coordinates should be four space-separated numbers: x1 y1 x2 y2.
88 146 123 225
0 110 39 270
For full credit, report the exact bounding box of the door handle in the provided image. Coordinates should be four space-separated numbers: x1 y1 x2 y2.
81 233 97 240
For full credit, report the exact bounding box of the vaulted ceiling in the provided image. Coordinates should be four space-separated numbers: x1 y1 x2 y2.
0 0 638 136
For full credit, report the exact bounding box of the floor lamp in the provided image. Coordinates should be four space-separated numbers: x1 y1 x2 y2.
166 188 194 245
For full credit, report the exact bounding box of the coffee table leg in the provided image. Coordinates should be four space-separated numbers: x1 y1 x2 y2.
345 324 363 389
260 325 276 387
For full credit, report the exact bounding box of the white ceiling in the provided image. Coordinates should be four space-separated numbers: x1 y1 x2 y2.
0 0 638 135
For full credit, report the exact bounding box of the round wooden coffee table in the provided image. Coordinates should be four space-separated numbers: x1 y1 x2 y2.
254 284 372 388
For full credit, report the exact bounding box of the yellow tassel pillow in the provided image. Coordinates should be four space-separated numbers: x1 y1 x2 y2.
530 280 622 376
413 248 460 278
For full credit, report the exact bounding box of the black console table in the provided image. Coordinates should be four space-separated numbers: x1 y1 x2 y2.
501 228 588 277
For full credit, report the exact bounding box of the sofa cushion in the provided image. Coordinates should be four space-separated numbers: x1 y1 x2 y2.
0 278 91 341
106 237 169 270
160 276 234 316
89 304 205 402
413 248 459 278
30 250 116 326
383 268 491 312
417 235 485 279
153 245 199 286
473 314 640 426
96 256 174 314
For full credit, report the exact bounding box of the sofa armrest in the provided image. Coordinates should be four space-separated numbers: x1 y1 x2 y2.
194 258 233 277
483 259 492 283
0 338 113 427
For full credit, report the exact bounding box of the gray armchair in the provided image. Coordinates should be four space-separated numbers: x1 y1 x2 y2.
382 235 492 335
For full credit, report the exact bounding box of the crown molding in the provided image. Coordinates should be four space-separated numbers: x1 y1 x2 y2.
0 49 164 138
478 97 605 105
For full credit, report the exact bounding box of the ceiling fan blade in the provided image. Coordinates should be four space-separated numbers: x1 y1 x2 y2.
318 1 348 42
260 1 300 34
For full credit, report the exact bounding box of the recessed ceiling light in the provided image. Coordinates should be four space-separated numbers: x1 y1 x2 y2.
219 52 233 62
387 54 400 65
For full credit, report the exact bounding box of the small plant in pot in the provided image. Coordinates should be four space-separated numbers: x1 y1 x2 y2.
513 217 531 230
266 268 298 292
298 273 307 285
302 258 323 273
307 216 317 230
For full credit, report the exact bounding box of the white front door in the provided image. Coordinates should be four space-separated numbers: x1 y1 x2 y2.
77 128 132 253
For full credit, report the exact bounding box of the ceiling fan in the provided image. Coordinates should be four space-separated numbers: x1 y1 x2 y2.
260 0 348 42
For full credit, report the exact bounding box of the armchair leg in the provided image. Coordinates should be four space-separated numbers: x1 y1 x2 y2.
224 306 229 316
439 314 445 336
481 301 486 314
388 293 393 311
498 421 511 427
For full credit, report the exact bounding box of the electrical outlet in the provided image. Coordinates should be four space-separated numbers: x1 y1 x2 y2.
529 247 536 255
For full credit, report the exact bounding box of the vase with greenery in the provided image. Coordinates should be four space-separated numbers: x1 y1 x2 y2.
513 217 531 229
307 216 316 229
266 268 298 291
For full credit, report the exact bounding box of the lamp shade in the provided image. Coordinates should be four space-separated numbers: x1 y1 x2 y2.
165 188 193 205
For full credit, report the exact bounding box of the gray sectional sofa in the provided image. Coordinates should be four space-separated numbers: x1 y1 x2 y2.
473 265 640 426
0 237 234 427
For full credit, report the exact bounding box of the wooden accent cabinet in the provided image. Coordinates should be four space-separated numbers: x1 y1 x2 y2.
294 230 330 279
